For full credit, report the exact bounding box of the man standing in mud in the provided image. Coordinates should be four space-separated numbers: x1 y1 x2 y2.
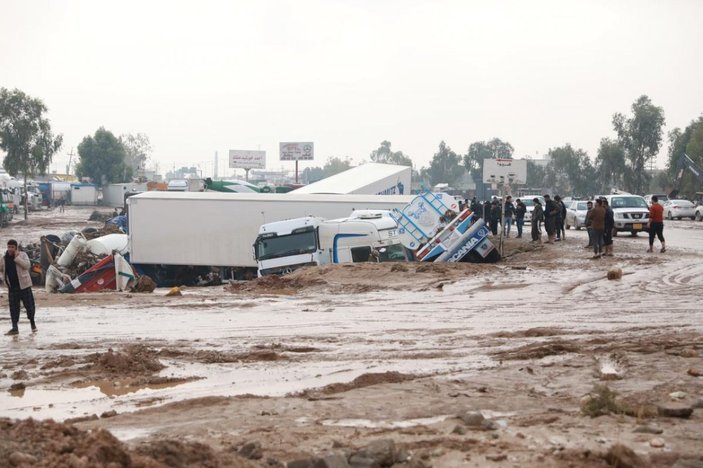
1 240 37 335
530 197 544 243
588 199 606 259
543 194 557 243
603 199 614 256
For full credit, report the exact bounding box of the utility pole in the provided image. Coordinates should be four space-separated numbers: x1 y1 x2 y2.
66 148 75 175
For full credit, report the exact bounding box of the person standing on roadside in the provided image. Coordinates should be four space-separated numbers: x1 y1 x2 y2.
554 195 565 241
543 194 557 243
603 199 614 256
588 199 606 259
503 195 515 237
0 240 37 335
515 199 526 239
531 197 544 243
584 200 594 249
647 195 666 253
489 200 500 235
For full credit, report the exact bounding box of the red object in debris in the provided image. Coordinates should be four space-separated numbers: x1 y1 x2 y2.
59 255 117 293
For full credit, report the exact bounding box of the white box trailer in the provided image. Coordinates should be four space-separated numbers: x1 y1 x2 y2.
102 183 148 207
69 183 98 205
292 163 411 196
127 191 413 277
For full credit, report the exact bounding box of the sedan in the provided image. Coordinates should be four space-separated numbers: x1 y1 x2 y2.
664 199 696 220
565 200 589 230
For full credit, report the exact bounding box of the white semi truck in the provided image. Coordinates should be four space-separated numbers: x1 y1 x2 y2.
254 212 407 276
127 191 413 283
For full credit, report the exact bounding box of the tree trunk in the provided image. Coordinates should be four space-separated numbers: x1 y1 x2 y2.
23 173 28 221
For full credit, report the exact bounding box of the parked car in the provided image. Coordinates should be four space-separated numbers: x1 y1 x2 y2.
521 196 546 223
643 194 668 207
565 200 589 230
663 199 696 220
597 194 649 235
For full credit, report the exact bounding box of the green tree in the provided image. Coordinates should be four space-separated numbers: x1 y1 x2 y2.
369 140 413 167
544 144 596 197
322 157 352 178
463 137 513 199
595 138 627 193
120 133 152 179
76 127 131 185
667 116 703 198
526 159 546 189
0 88 63 220
612 95 665 194
423 141 464 187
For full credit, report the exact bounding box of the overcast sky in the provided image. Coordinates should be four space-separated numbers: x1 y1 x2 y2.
2 0 702 178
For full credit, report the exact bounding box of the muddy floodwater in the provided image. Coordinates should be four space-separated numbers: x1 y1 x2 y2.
1 207 702 467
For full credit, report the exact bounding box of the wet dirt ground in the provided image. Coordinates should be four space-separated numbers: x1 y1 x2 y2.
0 207 702 467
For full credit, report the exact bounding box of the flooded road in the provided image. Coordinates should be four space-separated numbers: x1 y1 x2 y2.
2 220 701 422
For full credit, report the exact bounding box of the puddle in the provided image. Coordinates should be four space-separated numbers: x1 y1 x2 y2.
321 415 451 429
109 427 156 441
73 378 195 397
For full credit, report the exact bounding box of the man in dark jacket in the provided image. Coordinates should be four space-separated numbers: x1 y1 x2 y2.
543 195 557 243
515 199 526 238
489 200 501 235
530 198 544 243
603 199 614 256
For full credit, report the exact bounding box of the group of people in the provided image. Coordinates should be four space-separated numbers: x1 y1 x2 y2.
464 193 667 260
466 196 528 238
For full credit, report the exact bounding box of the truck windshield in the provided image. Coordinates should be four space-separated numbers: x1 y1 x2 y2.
378 243 407 262
610 196 648 209
255 231 317 260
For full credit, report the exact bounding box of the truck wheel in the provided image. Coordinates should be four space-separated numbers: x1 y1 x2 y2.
696 212 702 221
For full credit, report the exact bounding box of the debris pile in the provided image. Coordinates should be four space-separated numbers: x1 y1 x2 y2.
20 214 155 295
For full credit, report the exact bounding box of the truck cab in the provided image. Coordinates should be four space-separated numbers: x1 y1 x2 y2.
254 213 406 276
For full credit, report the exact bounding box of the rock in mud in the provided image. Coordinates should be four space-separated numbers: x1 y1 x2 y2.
650 438 666 448
604 444 646 468
165 286 182 297
9 451 38 466
607 268 623 280
657 403 694 418
100 410 117 419
238 441 263 460
348 439 396 467
457 411 498 430
132 275 156 293
687 368 702 377
288 454 349 468
633 425 663 435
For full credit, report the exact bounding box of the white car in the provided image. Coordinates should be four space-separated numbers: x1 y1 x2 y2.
664 199 696 220
565 200 589 230
696 205 703 221
598 194 650 235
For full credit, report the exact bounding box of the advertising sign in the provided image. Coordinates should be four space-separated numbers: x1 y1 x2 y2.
482 158 527 185
229 150 266 169
279 142 314 161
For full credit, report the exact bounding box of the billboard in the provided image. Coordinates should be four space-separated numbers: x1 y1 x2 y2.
229 150 266 169
482 158 527 185
280 142 314 161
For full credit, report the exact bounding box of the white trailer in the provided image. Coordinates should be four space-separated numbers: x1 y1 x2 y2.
292 163 411 196
127 191 413 280
69 183 98 205
102 183 148 207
